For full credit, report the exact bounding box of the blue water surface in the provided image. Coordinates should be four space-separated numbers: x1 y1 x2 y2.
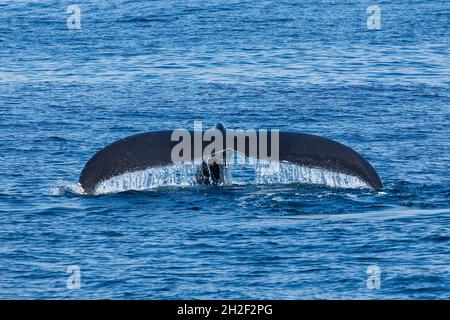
0 0 449 299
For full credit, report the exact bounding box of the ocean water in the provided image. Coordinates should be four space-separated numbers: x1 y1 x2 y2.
0 0 449 299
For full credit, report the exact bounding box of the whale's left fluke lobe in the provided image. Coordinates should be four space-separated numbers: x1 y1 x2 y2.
79 126 382 194
79 131 181 194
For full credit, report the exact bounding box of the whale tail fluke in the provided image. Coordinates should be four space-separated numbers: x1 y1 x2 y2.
79 124 382 194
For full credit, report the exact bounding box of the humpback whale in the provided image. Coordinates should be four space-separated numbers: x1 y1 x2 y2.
79 123 382 194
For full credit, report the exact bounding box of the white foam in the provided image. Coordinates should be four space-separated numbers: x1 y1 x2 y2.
92 160 368 195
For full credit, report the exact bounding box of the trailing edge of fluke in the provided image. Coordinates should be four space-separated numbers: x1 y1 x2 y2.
79 123 382 194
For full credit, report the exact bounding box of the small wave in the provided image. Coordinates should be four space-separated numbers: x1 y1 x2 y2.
49 181 84 196
116 16 172 23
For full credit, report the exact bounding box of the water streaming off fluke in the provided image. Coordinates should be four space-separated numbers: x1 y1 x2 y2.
73 159 369 195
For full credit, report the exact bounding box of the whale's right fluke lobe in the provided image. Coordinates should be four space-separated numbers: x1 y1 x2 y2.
79 127 382 194
276 132 383 190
